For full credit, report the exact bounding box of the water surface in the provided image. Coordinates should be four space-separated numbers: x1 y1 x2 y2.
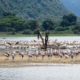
0 36 80 42
0 64 80 80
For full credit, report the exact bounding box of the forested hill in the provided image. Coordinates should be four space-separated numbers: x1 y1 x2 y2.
60 0 80 17
0 0 71 22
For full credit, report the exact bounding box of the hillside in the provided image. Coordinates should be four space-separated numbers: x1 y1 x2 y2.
60 0 80 17
0 0 71 22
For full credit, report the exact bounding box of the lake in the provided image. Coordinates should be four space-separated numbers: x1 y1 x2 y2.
0 64 80 80
0 36 80 42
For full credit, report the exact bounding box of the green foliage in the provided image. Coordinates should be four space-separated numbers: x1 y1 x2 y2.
0 12 80 36
11 31 16 35
27 20 38 31
2 12 15 17
42 19 54 30
54 26 64 31
23 29 32 34
0 0 71 23
60 13 77 27
73 30 79 34
34 30 38 34
0 12 25 32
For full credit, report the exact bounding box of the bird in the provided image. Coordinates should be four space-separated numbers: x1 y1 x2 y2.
7 42 12 45
59 53 63 58
28 50 32 58
15 41 19 45
46 49 51 58
12 53 15 60
5 51 10 60
19 51 24 59
71 53 74 59
41 51 45 60
35 50 39 59
64 54 68 59
11 51 16 60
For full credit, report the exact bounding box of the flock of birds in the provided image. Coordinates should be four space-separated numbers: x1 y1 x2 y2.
0 39 80 50
4 48 80 60
0 39 80 61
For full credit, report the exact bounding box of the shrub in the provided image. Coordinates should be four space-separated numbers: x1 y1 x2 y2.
54 26 64 31
34 30 38 34
74 30 79 34
23 29 32 34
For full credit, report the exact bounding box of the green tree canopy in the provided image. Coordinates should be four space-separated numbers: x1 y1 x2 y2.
42 19 54 30
2 12 15 17
27 19 38 31
60 13 77 27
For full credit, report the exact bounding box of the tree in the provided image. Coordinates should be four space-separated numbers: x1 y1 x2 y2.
0 12 25 32
60 13 77 27
12 20 25 31
42 19 54 30
2 12 15 17
74 30 79 34
67 14 77 24
72 23 80 32
60 19 70 27
27 19 38 31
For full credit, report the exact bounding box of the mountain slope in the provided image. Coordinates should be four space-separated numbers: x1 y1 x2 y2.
0 0 71 22
60 0 80 17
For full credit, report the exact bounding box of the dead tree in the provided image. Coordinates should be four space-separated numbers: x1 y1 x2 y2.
36 23 51 51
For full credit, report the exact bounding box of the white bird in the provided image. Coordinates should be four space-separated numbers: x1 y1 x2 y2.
64 54 68 59
21 52 24 59
41 51 45 60
28 51 32 58
19 51 24 59
71 53 74 59
59 53 63 58
12 53 15 60
35 50 39 59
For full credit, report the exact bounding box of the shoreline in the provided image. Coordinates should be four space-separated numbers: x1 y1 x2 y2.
0 62 80 68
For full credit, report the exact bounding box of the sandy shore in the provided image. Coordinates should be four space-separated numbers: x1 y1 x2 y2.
0 52 80 68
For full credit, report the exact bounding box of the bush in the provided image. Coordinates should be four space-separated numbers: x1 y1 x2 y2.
54 26 64 31
34 30 38 34
23 29 32 34
11 31 16 35
74 30 79 34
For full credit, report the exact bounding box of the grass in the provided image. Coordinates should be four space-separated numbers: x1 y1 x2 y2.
0 32 80 37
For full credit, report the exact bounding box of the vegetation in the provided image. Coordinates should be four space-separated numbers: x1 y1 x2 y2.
0 12 80 36
0 0 71 23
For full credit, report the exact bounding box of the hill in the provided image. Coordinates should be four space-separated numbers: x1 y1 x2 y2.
0 0 71 23
60 0 80 17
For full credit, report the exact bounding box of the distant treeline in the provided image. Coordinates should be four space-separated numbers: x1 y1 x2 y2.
0 12 80 35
